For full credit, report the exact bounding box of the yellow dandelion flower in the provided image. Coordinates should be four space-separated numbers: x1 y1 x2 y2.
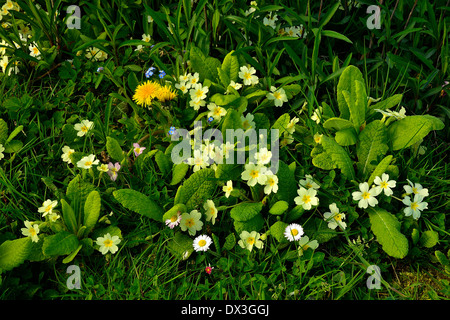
157 85 177 102
133 81 162 107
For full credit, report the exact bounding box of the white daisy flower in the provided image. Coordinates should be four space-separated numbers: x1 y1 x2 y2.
165 212 182 229
284 223 304 242
193 234 212 252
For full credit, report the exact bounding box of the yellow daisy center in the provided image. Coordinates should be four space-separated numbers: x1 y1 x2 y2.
250 170 259 178
362 192 371 200
103 239 113 247
291 229 299 236
302 195 311 203
185 218 194 228
198 239 207 247
170 215 178 223
246 237 255 245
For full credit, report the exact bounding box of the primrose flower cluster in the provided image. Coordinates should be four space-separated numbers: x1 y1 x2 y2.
21 198 121 255
352 174 429 220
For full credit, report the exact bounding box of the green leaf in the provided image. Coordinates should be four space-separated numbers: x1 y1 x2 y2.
221 50 240 83
271 113 290 136
170 163 190 185
321 30 353 44
321 136 355 180
269 221 288 243
323 117 354 131
3 140 23 153
106 136 124 162
66 175 96 204
286 205 305 223
275 161 298 204
43 231 80 257
83 190 101 235
61 199 78 235
357 120 389 177
62 244 83 264
0 237 32 271
233 214 265 233
221 108 243 132
420 230 439 248
335 127 357 146
0 118 8 144
190 46 221 82
388 115 444 151
173 168 216 211
215 163 241 181
368 94 403 113
311 145 335 171
269 201 289 215
167 232 194 260
230 202 263 222
367 155 393 186
368 207 408 259
223 233 236 251
336 65 366 121
113 189 164 222
155 150 171 175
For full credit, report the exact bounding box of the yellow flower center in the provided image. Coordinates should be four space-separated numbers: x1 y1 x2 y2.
214 108 222 115
195 90 204 99
198 239 207 247
305 182 312 188
302 195 311 203
250 170 259 178
273 92 281 99
45 205 53 212
185 218 194 228
29 228 36 236
411 202 419 210
362 192 371 200
81 125 88 132
33 47 39 55
412 187 418 194
244 72 251 80
103 239 113 247
85 161 92 167
268 178 275 186
210 208 215 215
334 214 343 222
170 215 178 223
380 181 388 189
291 229 299 236
246 237 255 245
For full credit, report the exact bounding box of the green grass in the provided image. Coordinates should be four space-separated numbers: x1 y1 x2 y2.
0 0 449 301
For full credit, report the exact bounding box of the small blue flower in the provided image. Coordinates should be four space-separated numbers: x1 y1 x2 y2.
97 67 104 72
159 70 166 79
207 117 214 123
145 67 156 78
168 126 176 135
